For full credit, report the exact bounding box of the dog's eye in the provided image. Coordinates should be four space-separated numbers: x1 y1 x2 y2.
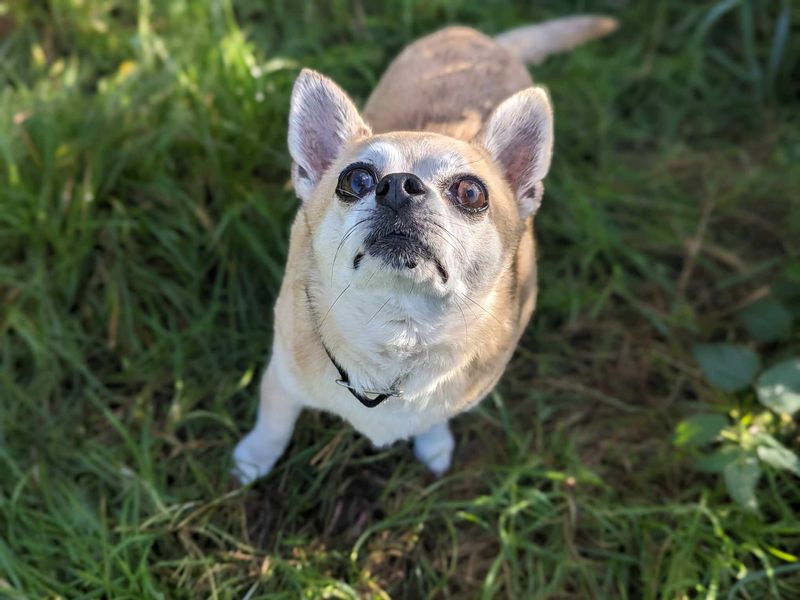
337 165 377 200
448 177 488 213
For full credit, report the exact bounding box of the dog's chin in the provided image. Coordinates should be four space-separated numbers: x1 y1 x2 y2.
358 232 449 285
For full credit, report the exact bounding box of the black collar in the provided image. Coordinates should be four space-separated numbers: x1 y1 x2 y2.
319 340 398 408
305 285 401 409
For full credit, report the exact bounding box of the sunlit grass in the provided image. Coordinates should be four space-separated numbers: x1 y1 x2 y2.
1 0 799 597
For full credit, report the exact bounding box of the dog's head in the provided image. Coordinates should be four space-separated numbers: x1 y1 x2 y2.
289 69 552 300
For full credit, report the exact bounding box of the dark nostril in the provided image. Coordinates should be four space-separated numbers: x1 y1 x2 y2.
402 175 425 195
374 173 424 212
375 177 391 197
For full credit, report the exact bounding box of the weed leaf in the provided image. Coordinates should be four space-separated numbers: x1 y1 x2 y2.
757 440 800 477
674 413 729 447
740 300 793 342
774 260 800 315
694 447 737 473
756 358 800 415
693 343 761 392
723 453 761 512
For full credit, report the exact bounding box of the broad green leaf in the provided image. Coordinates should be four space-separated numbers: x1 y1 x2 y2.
756 358 800 415
693 343 761 392
758 447 800 477
755 434 800 476
774 260 800 315
740 300 793 342
723 454 761 511
757 432 794 451
674 413 729 447
693 447 737 473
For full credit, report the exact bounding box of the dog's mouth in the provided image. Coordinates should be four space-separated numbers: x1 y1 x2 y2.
357 228 448 283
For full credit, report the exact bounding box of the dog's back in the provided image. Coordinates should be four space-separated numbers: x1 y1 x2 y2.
364 27 532 140
364 17 618 140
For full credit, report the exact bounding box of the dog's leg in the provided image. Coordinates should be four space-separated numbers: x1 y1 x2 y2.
232 362 303 484
413 421 455 476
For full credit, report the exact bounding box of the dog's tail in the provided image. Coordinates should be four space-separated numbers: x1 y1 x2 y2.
495 15 618 65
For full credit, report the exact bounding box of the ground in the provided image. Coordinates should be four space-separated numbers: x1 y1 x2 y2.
1 1 800 598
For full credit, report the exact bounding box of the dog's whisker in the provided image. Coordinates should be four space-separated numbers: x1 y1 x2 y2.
366 262 385 285
457 291 503 326
331 216 370 283
461 156 487 168
320 282 352 328
366 297 392 324
457 294 479 320
426 226 461 257
452 293 469 345
427 219 468 256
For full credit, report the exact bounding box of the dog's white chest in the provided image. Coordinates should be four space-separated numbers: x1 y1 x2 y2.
302 292 471 445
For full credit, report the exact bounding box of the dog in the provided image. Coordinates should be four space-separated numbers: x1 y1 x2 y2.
233 15 617 482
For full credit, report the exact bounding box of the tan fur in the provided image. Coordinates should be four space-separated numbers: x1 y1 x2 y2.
364 27 533 141
496 15 619 65
234 18 615 481
281 28 542 421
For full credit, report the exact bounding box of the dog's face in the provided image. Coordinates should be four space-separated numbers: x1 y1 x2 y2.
288 69 552 303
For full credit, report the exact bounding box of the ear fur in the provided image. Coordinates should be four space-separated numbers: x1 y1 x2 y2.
475 87 553 217
288 69 371 200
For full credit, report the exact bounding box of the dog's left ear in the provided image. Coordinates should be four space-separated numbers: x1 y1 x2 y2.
475 87 553 217
288 69 372 201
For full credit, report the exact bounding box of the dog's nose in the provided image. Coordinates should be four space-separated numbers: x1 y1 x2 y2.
374 172 426 212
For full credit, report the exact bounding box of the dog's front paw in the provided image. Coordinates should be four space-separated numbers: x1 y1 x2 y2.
232 433 282 485
413 422 455 476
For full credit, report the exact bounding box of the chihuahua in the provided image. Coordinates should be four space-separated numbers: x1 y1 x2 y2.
234 15 617 482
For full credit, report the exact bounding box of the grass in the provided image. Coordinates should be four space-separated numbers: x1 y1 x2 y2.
1 0 799 597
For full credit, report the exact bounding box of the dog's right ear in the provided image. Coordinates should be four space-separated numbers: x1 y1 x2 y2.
475 86 553 218
288 69 371 201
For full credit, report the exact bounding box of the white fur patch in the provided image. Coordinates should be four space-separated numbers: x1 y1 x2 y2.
414 422 455 475
360 140 405 174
